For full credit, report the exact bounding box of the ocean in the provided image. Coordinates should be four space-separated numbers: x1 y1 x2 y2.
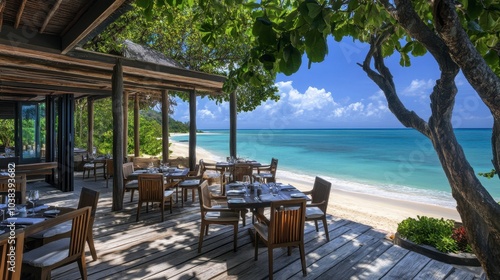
171 129 499 208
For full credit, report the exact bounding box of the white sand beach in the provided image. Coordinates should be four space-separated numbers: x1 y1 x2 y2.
170 140 461 235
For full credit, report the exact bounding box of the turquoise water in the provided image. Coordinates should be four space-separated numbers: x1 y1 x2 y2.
172 129 499 208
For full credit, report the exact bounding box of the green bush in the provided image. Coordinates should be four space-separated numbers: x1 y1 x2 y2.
397 216 459 253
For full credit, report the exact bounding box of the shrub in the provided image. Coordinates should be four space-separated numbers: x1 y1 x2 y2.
397 216 460 253
452 226 473 253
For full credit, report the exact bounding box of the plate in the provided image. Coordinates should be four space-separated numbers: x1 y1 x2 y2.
228 198 245 203
44 209 60 215
290 193 306 198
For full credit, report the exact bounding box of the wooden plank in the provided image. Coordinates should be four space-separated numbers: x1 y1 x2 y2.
381 250 431 279
413 259 455 280
354 244 410 279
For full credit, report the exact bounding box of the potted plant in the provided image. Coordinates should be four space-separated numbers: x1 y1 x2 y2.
393 216 480 266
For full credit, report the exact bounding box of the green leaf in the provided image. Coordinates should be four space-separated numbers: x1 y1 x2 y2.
467 0 483 19
136 0 152 8
411 42 427 56
279 45 302 75
253 17 277 46
484 50 499 66
307 2 322 19
399 52 411 67
304 30 327 62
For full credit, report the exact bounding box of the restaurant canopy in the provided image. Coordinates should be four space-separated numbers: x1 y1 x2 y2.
0 0 228 203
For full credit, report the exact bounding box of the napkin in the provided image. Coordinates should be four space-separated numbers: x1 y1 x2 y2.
226 190 245 195
3 217 46 225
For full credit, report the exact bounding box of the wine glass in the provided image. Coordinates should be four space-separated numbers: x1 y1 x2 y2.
242 175 251 196
28 190 40 215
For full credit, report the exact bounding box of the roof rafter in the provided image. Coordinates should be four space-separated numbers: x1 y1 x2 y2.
15 0 27 29
40 0 63 34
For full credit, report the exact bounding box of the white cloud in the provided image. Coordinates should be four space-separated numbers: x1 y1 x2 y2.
402 79 434 97
198 107 216 119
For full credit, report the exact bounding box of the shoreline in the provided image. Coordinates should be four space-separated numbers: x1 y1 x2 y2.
170 140 461 234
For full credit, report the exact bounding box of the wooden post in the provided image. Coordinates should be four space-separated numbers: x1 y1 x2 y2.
161 90 169 164
123 90 129 161
189 90 196 170
87 97 94 156
230 91 237 158
134 93 140 157
112 59 124 211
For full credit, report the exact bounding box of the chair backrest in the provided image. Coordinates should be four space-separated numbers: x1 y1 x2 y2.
0 229 24 280
78 187 100 218
122 162 135 179
106 159 114 178
311 177 332 213
67 207 92 260
138 174 165 202
197 180 212 213
269 158 278 175
0 174 26 204
268 199 306 245
232 163 253 182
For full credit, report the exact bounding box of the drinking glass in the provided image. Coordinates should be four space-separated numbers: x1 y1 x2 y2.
242 175 251 196
28 190 40 215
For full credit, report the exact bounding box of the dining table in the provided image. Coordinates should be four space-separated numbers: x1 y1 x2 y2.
127 167 190 203
0 205 74 236
216 160 262 193
225 182 309 209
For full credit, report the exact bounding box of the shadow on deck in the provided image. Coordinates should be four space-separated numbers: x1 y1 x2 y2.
27 174 485 280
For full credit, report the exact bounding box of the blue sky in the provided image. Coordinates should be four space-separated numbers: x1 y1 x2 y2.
171 37 493 129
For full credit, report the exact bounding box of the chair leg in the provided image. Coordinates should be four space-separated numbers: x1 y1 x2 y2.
136 202 142 222
254 232 259 259
198 223 205 253
299 243 307 276
77 254 88 280
130 190 135 202
240 210 246 227
160 202 165 222
314 220 319 232
322 217 330 242
268 247 274 280
87 231 98 261
233 224 238 252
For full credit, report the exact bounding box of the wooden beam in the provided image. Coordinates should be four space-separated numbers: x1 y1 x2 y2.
123 91 129 160
112 59 124 211
61 0 129 54
189 90 196 170
15 0 28 29
134 93 139 157
40 0 63 34
230 91 237 158
161 90 169 163
87 97 94 156
0 1 6 32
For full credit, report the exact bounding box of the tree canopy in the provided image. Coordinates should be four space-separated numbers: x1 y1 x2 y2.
84 2 279 112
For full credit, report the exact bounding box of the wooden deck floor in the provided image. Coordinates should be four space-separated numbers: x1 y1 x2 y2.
29 175 485 280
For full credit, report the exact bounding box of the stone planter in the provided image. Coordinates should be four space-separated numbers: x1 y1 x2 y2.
393 232 480 266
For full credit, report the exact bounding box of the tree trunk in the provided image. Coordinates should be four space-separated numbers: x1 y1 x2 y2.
361 11 500 276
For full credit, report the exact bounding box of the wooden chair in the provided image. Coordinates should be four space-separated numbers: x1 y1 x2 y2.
29 187 100 261
254 199 307 280
303 176 332 242
0 173 26 204
253 158 278 183
123 162 138 202
178 165 202 207
197 180 239 253
0 229 24 280
105 159 113 188
22 207 92 280
232 163 254 182
136 174 174 222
